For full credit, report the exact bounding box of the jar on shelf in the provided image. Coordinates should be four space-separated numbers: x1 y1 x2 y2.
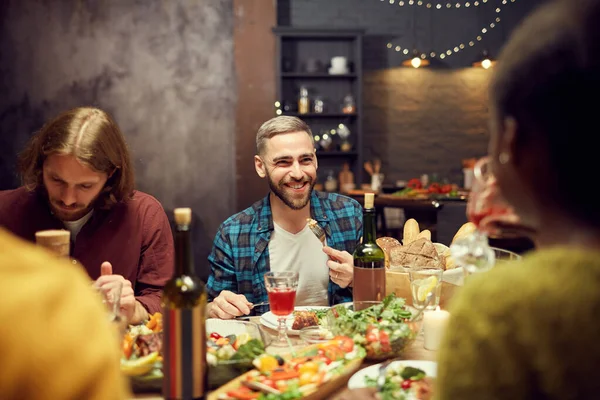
342 94 356 114
324 171 338 192
313 96 324 114
298 86 310 115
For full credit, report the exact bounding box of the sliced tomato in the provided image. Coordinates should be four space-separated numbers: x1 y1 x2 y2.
270 370 300 381
226 387 260 400
332 336 354 353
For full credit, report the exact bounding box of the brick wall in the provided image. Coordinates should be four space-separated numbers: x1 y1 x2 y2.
279 0 543 185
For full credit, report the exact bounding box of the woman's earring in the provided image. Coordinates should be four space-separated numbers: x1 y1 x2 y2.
499 152 511 165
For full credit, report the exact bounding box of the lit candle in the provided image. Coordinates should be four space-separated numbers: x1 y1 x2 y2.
423 306 450 351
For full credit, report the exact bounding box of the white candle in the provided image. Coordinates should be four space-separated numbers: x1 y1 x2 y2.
423 306 450 351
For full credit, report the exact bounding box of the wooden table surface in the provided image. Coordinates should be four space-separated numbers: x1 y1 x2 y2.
132 316 437 400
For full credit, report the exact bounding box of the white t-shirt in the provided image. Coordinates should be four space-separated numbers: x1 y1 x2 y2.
62 211 93 242
268 222 329 306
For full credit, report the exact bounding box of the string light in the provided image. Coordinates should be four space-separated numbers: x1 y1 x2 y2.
381 0 508 8
383 0 514 62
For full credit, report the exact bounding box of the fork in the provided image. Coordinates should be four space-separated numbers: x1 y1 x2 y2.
306 218 326 245
234 301 269 320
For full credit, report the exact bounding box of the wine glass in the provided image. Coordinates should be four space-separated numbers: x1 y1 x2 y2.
451 156 511 275
264 271 299 347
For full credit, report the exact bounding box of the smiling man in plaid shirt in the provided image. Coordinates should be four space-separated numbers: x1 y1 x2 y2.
206 116 363 319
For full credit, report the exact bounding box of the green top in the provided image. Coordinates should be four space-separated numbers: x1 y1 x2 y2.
436 247 600 399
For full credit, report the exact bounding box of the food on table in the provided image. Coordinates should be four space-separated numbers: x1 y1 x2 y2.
390 238 442 270
291 310 319 330
206 332 266 366
411 275 439 303
121 312 163 377
402 219 420 245
218 335 365 400
329 294 415 361
376 237 402 269
383 219 477 271
364 364 434 400
393 177 459 199
306 218 326 244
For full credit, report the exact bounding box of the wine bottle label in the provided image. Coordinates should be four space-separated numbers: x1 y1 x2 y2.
163 305 207 400
354 260 385 268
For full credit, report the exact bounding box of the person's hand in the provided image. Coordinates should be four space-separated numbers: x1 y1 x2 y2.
207 290 252 319
94 261 143 324
323 246 353 288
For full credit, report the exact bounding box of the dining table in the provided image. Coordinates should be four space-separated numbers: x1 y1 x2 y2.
131 314 438 400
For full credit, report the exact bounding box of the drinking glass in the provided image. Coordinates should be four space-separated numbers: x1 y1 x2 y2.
409 269 443 311
264 271 299 347
451 156 509 275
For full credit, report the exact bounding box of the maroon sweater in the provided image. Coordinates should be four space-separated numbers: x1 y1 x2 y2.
0 187 174 314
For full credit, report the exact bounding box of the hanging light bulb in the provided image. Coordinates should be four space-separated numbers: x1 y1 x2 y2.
472 50 496 69
402 49 430 68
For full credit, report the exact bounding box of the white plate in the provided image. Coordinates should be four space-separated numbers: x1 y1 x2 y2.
259 306 330 336
347 360 437 390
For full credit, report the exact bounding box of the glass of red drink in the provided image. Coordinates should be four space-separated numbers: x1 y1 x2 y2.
467 156 512 230
264 271 299 346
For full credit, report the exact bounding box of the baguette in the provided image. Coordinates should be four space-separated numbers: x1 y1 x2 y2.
416 229 431 242
403 218 420 245
451 222 477 244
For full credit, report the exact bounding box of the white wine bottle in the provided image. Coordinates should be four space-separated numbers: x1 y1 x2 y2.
162 208 208 400
352 193 386 307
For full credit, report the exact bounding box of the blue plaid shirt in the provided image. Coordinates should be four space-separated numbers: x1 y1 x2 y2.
207 190 363 315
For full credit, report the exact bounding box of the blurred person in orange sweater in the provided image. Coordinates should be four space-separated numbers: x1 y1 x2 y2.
0 228 130 399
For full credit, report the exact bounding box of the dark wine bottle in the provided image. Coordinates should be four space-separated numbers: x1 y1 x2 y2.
352 193 386 307
163 208 208 400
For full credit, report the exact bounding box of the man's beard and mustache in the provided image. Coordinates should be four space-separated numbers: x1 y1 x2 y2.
42 187 96 222
267 172 315 210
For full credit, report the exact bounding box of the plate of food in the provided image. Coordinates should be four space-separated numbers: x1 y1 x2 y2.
259 305 330 335
121 312 164 392
121 315 272 392
208 335 365 400
347 360 436 400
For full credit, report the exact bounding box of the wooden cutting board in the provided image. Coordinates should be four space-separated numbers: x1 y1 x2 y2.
207 356 364 400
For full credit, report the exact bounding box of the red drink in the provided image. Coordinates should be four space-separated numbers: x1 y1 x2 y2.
267 288 296 316
469 206 510 229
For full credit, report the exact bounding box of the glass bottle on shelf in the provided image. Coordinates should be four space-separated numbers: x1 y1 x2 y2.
313 96 324 114
298 86 310 115
342 94 356 114
324 170 338 192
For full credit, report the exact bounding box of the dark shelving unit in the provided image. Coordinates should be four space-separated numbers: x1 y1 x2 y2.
273 27 365 188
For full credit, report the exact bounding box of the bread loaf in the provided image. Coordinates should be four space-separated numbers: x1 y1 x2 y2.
403 218 420 245
376 237 402 268
452 222 477 244
390 238 442 270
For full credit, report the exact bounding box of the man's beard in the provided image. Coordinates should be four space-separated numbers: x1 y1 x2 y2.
42 187 96 221
49 200 93 221
267 172 315 211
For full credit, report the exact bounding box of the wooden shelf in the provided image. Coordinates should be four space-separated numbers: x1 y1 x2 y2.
281 72 357 79
282 112 357 118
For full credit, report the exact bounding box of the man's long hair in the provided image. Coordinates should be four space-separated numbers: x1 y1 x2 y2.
18 107 135 209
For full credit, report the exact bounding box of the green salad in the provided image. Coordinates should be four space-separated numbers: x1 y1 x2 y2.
329 294 416 360
365 365 432 400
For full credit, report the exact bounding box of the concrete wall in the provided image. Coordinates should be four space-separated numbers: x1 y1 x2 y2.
0 0 236 280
